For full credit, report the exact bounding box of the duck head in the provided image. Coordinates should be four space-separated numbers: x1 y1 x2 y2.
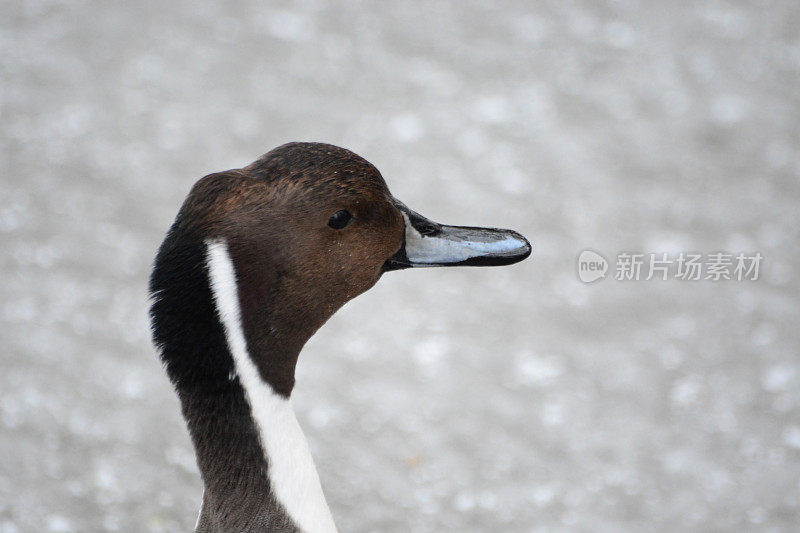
151 142 530 398
150 142 531 530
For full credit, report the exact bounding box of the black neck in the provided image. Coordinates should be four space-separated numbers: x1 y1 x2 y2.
150 234 299 531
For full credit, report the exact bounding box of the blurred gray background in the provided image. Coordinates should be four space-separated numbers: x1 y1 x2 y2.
2 1 799 531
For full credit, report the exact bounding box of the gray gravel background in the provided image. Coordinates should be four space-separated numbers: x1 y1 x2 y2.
2 1 799 531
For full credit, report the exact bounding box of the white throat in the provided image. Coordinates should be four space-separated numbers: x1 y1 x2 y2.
205 239 338 533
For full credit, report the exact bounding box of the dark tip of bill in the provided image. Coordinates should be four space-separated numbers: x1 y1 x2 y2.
457 231 531 267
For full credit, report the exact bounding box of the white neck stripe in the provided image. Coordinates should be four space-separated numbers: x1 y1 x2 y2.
205 239 338 533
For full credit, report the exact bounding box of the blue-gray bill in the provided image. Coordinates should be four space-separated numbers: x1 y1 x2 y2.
383 202 532 271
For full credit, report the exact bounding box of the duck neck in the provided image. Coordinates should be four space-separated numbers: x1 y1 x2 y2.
150 236 337 533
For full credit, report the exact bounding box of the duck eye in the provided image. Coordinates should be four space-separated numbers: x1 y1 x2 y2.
327 209 353 230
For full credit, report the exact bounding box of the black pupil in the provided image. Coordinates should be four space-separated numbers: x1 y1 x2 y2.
328 210 352 229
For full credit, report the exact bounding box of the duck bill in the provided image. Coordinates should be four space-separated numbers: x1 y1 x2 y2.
383 202 532 271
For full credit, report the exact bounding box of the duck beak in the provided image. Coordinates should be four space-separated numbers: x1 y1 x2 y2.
383 202 532 271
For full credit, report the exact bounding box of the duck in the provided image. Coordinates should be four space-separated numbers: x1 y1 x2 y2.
149 142 531 532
